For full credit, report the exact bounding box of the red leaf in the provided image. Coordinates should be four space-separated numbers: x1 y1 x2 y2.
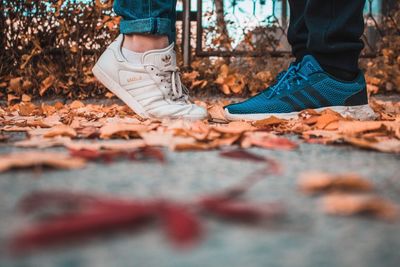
251 137 298 150
133 147 165 163
69 148 127 163
220 149 267 162
69 147 165 163
11 202 157 252
200 197 284 222
161 203 202 246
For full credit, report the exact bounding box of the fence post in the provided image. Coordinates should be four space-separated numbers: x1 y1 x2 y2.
182 0 191 68
281 0 288 29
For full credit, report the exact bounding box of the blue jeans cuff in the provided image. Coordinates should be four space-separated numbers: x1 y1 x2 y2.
120 18 172 37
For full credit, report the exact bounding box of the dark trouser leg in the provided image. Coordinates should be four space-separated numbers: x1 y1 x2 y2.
113 0 177 43
304 0 366 76
287 0 308 63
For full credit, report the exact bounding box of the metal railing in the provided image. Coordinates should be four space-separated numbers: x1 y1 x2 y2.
181 0 398 67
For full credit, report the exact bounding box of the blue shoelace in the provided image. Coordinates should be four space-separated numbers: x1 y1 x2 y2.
264 63 309 98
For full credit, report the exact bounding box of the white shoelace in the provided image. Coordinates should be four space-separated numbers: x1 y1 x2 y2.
159 66 190 103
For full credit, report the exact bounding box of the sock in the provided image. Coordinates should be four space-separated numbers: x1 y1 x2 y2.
122 48 144 65
321 64 358 81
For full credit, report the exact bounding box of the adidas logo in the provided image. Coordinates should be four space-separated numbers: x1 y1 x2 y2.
162 55 171 63
127 75 142 83
161 55 172 66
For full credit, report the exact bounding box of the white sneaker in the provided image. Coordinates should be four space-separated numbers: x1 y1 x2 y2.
92 35 207 120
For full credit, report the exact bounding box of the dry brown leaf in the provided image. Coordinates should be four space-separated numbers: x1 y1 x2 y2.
7 94 20 103
8 77 23 94
40 104 57 115
298 171 373 194
338 121 393 135
21 94 32 102
213 121 255 134
39 75 56 96
140 131 175 147
343 136 400 153
44 124 77 138
15 136 72 148
302 130 343 144
208 104 228 123
65 140 146 151
1 125 33 132
253 116 287 128
171 141 211 151
322 193 398 220
18 103 37 116
314 113 341 130
28 124 77 138
69 100 85 109
0 152 86 173
99 123 149 139
246 132 298 150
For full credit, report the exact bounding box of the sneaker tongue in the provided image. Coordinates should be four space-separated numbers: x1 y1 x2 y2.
298 55 324 76
142 43 176 68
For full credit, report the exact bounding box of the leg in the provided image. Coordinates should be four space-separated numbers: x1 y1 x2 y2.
113 0 177 52
224 0 374 121
92 0 207 120
304 0 366 77
287 0 308 63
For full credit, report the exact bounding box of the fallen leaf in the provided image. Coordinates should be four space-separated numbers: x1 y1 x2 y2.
253 116 287 128
0 152 86 173
39 76 56 96
15 136 72 148
8 77 23 94
315 113 341 130
18 102 37 116
322 193 398 220
298 171 374 194
69 100 85 109
11 201 157 252
246 132 298 150
99 123 149 139
43 124 77 138
343 136 400 153
220 149 266 162
208 104 228 123
28 124 77 138
21 94 32 102
338 121 394 135
64 140 146 151
213 121 255 134
200 198 284 222
161 204 202 246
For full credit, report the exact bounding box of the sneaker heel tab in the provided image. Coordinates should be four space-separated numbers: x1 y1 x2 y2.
109 34 125 62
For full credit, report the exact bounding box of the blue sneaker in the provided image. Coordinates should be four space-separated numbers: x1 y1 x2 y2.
224 55 375 121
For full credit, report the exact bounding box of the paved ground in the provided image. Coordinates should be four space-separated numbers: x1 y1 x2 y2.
0 133 399 267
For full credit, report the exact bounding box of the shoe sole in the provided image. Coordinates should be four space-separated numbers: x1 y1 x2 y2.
92 65 206 121
225 104 377 121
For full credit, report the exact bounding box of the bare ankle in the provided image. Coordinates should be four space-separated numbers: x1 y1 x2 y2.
122 34 169 53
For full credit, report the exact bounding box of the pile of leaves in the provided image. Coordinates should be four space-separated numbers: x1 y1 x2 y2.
0 97 399 166
362 4 400 94
1 0 400 100
1 97 399 252
0 0 118 100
